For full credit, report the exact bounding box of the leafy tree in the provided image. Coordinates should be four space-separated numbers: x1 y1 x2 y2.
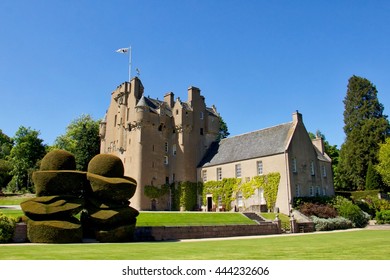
217 115 230 141
54 114 100 171
338 76 390 190
376 137 390 190
7 126 46 192
0 159 13 189
0 129 13 160
365 161 382 190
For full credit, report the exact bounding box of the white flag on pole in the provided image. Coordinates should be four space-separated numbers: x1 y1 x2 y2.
116 47 129 53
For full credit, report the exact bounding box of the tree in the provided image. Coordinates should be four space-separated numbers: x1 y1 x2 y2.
8 126 47 192
217 115 230 141
54 114 100 171
338 76 390 190
365 161 382 190
0 129 13 160
376 137 390 190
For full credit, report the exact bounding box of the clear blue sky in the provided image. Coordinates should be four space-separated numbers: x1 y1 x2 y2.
1 0 389 148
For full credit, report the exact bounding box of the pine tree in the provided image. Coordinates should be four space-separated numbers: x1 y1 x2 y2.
338 76 390 190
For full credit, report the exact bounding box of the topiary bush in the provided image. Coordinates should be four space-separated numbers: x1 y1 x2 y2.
311 216 353 231
0 213 16 243
27 219 82 243
40 150 76 171
375 210 390 224
87 154 124 178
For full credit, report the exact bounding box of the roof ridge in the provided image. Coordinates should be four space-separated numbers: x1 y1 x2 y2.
223 121 293 141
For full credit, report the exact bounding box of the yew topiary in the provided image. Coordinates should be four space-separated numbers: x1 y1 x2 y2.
83 207 138 228
27 219 82 243
40 150 76 171
95 224 136 243
88 154 124 178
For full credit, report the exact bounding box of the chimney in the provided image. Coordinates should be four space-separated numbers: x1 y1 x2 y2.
164 92 175 108
188 86 201 104
312 136 325 155
292 110 303 124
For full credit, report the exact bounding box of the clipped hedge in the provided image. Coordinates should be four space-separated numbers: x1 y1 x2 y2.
83 207 139 228
88 154 124 178
0 213 16 243
27 219 82 243
87 173 136 202
20 196 84 220
40 150 76 171
95 224 136 243
311 216 353 231
33 170 87 196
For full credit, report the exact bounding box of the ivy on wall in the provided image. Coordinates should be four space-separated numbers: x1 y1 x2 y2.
203 173 280 211
144 184 170 199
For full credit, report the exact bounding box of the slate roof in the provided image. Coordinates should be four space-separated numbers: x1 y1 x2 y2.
199 122 294 167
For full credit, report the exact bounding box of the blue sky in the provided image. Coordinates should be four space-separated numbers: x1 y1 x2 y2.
1 0 389 148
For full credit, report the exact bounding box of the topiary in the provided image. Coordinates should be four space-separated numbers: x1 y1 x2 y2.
40 150 76 171
0 213 16 243
27 219 82 243
87 154 124 178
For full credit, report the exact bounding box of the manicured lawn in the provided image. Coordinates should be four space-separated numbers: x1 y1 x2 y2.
0 194 34 205
0 230 388 260
136 212 257 226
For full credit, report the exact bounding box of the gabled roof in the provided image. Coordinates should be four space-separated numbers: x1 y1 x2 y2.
199 122 294 167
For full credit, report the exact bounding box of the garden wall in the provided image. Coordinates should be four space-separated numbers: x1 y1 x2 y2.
135 223 281 241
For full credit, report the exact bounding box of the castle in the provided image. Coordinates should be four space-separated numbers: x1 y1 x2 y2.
99 77 334 214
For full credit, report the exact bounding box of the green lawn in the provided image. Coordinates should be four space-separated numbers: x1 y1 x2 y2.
0 230 388 260
0 194 34 205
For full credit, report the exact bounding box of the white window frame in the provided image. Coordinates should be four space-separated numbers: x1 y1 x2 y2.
310 161 315 176
235 164 242 178
292 158 297 173
217 167 222 181
309 186 315 197
172 144 177 156
257 161 263 175
322 165 327 177
202 170 207 182
295 185 301 197
164 156 168 165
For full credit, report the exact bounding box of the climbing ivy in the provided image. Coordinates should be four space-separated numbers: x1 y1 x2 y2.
203 173 280 211
178 181 202 211
144 184 170 199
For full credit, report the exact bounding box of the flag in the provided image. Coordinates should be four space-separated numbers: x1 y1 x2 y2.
116 48 129 53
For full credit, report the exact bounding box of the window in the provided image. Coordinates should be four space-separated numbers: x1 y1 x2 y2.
257 161 263 175
164 156 168 165
309 186 315 197
235 164 242 178
295 185 301 197
237 191 243 207
172 144 177 156
200 128 204 135
176 109 179 115
114 115 117 126
316 186 321 196
217 167 222 181
200 111 204 119
202 170 207 182
292 158 297 173
164 142 168 153
322 165 327 177
310 161 315 176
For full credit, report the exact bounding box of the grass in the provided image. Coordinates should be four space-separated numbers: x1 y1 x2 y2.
0 194 34 205
136 212 257 226
0 230 389 260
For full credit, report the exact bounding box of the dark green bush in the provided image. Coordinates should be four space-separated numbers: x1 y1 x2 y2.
87 173 136 202
0 213 16 243
33 170 87 196
20 196 84 220
375 210 390 224
27 219 82 243
95 224 136 243
293 196 334 208
40 150 76 171
333 196 370 228
87 154 124 178
82 206 138 229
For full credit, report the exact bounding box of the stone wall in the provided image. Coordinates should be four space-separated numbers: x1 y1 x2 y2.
135 223 280 241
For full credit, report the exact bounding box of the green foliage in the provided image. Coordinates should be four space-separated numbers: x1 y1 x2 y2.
311 216 353 231
376 137 390 190
54 114 100 171
375 210 390 224
40 150 76 171
27 219 82 243
332 196 370 227
338 76 390 190
178 181 202 211
144 184 170 199
0 129 13 160
365 161 382 190
7 126 47 192
203 173 280 211
293 196 334 208
0 212 16 243
87 154 124 178
216 115 230 141
0 159 13 189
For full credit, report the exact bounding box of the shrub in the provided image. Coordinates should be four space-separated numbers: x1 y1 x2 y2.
40 150 76 171
27 219 82 243
0 213 16 243
87 154 124 178
311 216 353 231
375 210 390 224
299 202 338 218
333 196 370 228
